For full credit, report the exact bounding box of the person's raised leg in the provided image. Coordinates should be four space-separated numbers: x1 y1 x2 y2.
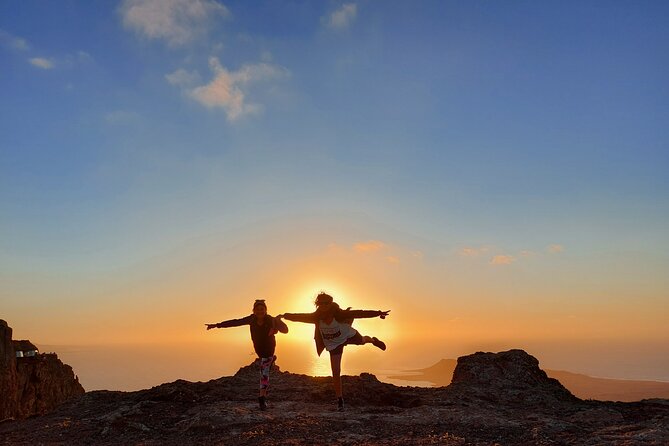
361 335 386 351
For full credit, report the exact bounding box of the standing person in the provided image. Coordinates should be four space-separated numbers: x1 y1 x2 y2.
206 299 288 410
279 292 390 411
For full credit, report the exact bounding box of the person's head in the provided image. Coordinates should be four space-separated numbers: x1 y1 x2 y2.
253 299 267 317
314 292 339 317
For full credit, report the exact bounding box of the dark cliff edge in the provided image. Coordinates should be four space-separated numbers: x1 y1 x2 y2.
0 320 85 421
1 347 668 445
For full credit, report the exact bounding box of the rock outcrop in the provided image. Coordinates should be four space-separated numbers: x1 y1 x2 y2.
0 320 19 420
1 349 668 445
0 320 84 420
447 349 579 407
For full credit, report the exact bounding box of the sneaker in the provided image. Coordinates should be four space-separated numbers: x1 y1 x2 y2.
337 397 344 411
259 396 267 411
371 337 386 351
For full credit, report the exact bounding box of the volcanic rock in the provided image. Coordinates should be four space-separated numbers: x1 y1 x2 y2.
1 349 668 445
0 320 19 420
0 320 84 420
447 349 579 407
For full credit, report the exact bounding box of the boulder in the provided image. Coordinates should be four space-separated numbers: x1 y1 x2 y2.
447 349 579 407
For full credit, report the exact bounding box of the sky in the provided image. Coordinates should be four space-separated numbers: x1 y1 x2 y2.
1 1 668 390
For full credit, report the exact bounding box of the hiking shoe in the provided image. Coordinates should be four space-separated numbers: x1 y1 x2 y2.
371 337 386 351
259 396 267 411
337 397 344 411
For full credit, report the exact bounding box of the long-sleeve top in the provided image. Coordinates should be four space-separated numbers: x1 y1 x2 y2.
213 314 288 358
283 309 383 356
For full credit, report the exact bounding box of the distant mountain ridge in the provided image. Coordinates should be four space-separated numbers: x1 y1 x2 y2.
390 358 669 402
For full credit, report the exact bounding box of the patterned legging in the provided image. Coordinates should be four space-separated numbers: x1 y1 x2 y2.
259 355 276 391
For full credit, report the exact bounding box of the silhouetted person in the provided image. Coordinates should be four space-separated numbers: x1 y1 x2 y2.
206 299 288 410
279 292 389 410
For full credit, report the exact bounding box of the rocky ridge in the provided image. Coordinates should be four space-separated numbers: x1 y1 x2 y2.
390 357 669 402
0 320 84 421
1 348 668 445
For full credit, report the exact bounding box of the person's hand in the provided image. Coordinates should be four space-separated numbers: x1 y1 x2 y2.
379 310 390 319
205 324 217 330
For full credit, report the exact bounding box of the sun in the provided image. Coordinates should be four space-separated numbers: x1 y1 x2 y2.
289 279 353 312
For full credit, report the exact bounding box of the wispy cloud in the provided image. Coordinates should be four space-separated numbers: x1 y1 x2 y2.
165 68 201 86
324 3 357 30
547 244 564 254
459 246 489 257
411 250 424 260
0 29 30 51
490 255 515 266
168 57 289 120
353 240 386 253
386 256 400 264
29 57 54 69
120 0 230 47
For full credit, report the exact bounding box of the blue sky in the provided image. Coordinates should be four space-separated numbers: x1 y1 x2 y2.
1 1 669 382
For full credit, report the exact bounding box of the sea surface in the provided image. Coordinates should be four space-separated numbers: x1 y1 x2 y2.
37 341 434 391
38 339 669 392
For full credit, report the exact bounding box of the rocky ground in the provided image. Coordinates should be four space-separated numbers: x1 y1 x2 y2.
1 350 668 445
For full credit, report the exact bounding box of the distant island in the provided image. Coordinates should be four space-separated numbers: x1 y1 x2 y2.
390 358 669 402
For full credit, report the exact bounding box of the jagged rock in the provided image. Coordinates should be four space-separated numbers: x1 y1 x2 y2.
0 320 84 420
0 320 19 420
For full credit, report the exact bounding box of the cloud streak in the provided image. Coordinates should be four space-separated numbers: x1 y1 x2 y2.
490 255 515 266
547 244 564 254
120 0 230 47
0 29 30 51
353 240 387 253
29 57 54 69
459 246 489 257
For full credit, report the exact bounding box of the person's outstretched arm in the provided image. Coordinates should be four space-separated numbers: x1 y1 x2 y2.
345 309 390 319
205 315 252 330
279 312 318 324
273 315 289 333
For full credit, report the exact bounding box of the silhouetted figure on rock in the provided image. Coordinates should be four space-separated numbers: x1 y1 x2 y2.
206 299 288 410
280 292 389 410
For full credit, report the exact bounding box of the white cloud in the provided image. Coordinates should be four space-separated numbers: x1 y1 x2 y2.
29 57 54 69
324 3 357 29
547 244 564 254
0 29 30 51
490 255 515 266
170 57 289 121
120 0 230 47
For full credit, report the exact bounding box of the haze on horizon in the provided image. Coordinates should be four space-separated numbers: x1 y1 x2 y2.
2 1 668 391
